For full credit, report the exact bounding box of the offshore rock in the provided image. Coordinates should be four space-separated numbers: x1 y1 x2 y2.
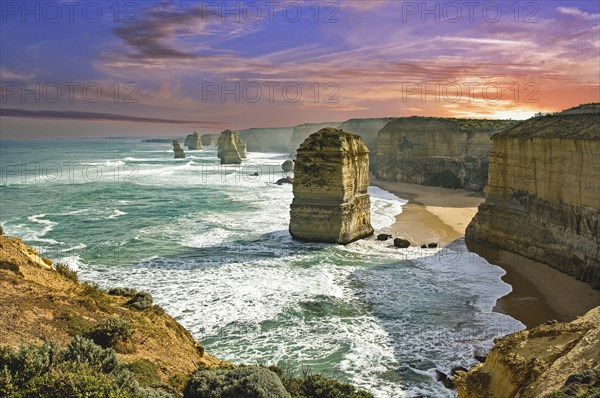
217 130 247 165
172 140 185 158
282 160 294 173
377 117 517 191
201 133 219 146
184 131 203 150
466 105 600 288
393 238 410 248
289 128 374 244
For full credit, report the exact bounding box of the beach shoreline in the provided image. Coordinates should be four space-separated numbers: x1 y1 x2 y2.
371 177 600 328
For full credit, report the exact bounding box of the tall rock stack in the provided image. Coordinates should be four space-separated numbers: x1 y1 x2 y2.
466 104 600 288
289 128 374 244
217 130 247 164
172 140 185 158
184 131 203 150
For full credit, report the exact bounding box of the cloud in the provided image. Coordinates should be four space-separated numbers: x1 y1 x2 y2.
0 108 221 125
113 4 209 59
557 7 600 20
0 68 36 81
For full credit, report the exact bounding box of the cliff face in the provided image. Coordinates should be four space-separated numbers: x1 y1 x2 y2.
456 306 600 398
466 112 600 288
376 117 516 191
172 139 185 158
288 122 339 156
238 127 294 153
201 134 219 146
184 131 203 150
337 118 395 171
217 130 247 164
289 128 374 244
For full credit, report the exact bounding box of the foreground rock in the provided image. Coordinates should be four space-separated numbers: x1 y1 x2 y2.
466 104 600 288
377 117 517 191
201 133 219 146
456 306 600 398
184 131 203 150
217 130 247 164
393 238 410 248
172 139 185 158
289 128 374 244
0 234 220 387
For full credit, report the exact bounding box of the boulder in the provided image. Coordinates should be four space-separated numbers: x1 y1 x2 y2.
172 140 185 158
184 131 203 150
289 128 374 244
282 160 294 173
393 238 410 248
276 177 293 185
428 242 438 248
377 234 392 241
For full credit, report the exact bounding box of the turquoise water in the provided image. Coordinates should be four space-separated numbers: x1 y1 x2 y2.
0 138 523 397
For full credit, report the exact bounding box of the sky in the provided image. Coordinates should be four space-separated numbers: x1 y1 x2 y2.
0 0 599 139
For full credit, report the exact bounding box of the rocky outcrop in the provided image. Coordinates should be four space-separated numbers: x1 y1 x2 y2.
466 108 600 288
289 128 374 244
376 117 517 191
172 139 185 158
289 122 339 156
184 131 203 150
201 134 219 146
217 130 247 164
282 160 294 173
238 127 294 153
455 306 600 398
337 118 395 171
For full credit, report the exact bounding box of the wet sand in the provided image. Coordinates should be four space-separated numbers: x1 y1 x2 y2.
371 177 600 328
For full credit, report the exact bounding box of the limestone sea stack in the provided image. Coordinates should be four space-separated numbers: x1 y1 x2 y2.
289 128 374 244
201 133 219 146
466 104 600 288
172 139 185 158
217 130 247 164
184 131 203 150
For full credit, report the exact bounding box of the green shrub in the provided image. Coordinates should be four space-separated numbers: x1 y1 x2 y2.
54 262 78 282
87 317 133 349
183 365 291 398
0 336 140 398
272 366 374 398
108 287 139 297
127 292 154 310
128 359 161 387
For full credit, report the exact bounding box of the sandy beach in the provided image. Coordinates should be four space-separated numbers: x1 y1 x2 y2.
372 177 600 328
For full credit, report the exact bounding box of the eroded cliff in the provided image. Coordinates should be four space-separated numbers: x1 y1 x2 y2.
337 118 395 171
466 109 600 288
456 306 600 398
238 127 294 153
289 128 374 244
377 117 516 191
201 133 219 146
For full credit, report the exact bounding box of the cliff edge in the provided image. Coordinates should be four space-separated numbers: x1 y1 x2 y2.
466 107 600 288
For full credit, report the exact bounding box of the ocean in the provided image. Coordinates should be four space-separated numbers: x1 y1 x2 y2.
0 138 524 397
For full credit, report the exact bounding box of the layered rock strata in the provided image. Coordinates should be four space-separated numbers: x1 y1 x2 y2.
289 128 374 244
456 306 600 398
184 131 203 150
466 108 600 288
376 117 516 191
217 130 247 164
